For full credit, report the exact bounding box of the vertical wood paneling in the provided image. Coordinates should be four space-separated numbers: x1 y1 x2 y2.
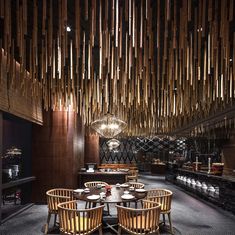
31 110 84 203
84 133 100 165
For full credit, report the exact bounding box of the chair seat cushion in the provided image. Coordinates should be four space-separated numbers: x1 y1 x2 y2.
64 216 90 233
121 214 159 232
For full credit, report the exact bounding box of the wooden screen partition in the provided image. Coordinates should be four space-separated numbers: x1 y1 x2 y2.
0 49 42 125
31 110 84 203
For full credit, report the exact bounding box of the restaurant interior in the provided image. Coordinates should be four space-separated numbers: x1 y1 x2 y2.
0 0 235 234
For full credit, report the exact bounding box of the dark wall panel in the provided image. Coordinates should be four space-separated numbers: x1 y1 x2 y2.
84 134 100 165
2 113 32 177
31 110 84 203
0 112 2 222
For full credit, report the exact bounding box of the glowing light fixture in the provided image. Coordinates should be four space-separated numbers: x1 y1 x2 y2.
106 139 121 149
91 113 127 138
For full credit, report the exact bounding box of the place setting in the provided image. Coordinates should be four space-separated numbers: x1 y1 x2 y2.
121 190 135 200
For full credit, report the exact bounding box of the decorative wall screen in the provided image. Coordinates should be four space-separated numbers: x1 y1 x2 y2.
100 137 186 164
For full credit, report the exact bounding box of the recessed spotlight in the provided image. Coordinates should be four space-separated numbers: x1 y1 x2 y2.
66 26 71 32
229 58 233 62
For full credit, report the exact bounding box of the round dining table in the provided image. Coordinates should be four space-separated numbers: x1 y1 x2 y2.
73 185 147 234
73 184 147 206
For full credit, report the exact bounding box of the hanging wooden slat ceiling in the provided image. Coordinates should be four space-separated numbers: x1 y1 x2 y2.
0 0 234 136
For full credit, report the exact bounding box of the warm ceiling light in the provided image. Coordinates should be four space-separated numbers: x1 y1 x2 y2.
91 113 127 138
66 26 71 32
106 139 121 149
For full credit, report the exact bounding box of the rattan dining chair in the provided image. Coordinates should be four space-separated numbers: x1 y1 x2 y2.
129 182 145 189
116 200 161 235
146 189 173 234
84 181 110 214
84 181 109 188
128 182 145 207
126 170 139 182
58 200 104 235
44 188 75 234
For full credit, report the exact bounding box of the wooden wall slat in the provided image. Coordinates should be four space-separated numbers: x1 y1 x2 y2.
0 49 42 124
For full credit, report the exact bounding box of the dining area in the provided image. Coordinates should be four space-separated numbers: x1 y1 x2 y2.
0 0 235 234
2 173 235 235
44 179 173 235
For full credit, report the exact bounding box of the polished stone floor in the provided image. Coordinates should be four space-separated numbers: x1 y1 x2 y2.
1 174 235 235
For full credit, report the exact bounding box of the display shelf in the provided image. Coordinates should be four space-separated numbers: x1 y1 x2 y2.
2 177 36 190
166 168 235 214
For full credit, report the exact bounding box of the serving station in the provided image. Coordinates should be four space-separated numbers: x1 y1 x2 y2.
167 166 235 214
78 171 128 188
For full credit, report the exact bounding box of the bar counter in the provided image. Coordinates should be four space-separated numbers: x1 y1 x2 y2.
78 171 128 187
167 168 235 214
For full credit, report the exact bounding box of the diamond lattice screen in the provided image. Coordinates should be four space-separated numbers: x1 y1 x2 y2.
100 137 187 164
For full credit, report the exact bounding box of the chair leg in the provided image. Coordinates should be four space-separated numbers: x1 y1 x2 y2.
14 191 17 205
118 226 122 235
162 214 166 225
44 212 51 234
106 203 110 215
53 214 57 227
98 226 103 235
135 201 138 208
167 213 174 234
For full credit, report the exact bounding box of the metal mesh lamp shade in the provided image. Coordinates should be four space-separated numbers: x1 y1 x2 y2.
91 113 127 138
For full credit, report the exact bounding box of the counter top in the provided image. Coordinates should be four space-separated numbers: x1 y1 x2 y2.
78 171 128 175
178 168 235 183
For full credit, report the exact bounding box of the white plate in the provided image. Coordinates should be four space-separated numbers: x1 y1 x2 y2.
87 195 100 200
135 189 146 193
121 194 135 200
74 189 84 193
120 184 129 188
